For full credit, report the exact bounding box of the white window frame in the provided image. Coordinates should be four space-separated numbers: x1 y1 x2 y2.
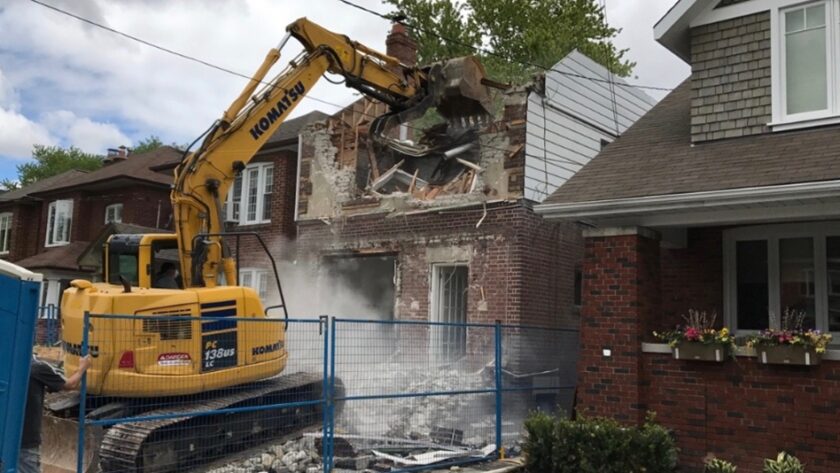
104 203 123 224
429 263 469 362
239 268 271 301
45 199 73 247
770 0 840 128
0 212 11 255
723 221 840 336
223 163 273 225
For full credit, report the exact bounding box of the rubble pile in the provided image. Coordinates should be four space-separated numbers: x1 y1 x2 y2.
204 437 322 473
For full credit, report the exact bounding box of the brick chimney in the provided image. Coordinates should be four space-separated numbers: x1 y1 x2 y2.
386 22 417 66
103 145 129 165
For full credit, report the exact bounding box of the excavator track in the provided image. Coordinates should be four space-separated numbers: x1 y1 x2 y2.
98 371 324 473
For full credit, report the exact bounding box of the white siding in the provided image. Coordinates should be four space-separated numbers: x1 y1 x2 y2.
525 50 657 202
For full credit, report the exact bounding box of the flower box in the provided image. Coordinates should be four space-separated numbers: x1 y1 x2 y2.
673 342 730 362
757 345 821 366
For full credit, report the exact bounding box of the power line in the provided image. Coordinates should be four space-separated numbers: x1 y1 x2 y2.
27 0 568 193
334 0 674 93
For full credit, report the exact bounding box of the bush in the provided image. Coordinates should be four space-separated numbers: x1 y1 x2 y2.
705 457 737 473
523 411 678 473
763 452 804 473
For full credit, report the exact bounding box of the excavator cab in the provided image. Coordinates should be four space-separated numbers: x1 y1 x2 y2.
104 234 181 290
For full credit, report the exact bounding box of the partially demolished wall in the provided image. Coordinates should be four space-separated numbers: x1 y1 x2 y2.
294 86 581 333
297 88 528 221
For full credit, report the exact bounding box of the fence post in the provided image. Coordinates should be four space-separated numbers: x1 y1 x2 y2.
320 316 330 473
494 320 503 458
327 317 337 472
76 311 89 473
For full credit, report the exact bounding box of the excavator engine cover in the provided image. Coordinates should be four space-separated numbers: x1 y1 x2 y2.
433 56 494 120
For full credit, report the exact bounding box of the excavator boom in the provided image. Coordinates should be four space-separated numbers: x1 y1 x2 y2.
173 17 492 290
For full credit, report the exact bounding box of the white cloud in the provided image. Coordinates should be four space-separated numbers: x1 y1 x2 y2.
0 0 688 164
0 107 54 158
42 110 131 154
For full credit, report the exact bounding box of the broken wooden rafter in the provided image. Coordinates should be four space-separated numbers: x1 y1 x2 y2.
369 159 404 191
455 157 482 172
409 169 419 193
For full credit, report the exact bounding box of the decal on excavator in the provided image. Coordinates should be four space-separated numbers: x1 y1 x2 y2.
248 81 306 140
202 333 237 371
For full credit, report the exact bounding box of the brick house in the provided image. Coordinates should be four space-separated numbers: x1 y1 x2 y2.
0 146 182 306
286 25 654 357
537 1 840 471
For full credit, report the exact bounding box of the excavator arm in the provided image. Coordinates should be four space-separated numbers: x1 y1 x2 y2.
173 18 491 288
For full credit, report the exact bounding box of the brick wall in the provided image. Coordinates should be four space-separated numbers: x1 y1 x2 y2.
33 185 171 252
579 226 840 473
231 150 299 268
0 202 41 263
690 12 771 142
295 201 581 329
577 229 660 424
659 228 724 331
642 355 840 472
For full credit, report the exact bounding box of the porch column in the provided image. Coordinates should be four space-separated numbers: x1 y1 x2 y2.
577 226 660 424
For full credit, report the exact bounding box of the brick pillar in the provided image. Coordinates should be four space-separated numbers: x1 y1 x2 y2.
386 23 417 66
577 227 660 425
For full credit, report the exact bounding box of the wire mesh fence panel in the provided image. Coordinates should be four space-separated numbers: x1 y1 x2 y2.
499 325 579 453
330 319 498 472
34 304 61 346
63 315 327 473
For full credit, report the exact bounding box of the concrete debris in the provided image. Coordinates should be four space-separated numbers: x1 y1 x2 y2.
204 435 322 473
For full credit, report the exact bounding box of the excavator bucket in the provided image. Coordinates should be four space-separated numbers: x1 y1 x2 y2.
433 56 494 120
41 415 103 473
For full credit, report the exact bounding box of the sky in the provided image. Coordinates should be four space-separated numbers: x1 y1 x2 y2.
0 0 690 182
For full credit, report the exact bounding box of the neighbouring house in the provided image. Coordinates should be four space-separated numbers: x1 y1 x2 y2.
288 24 654 365
0 146 182 306
537 1 840 471
221 110 329 301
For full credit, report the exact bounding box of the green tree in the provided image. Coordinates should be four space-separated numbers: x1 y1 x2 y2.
13 145 102 187
384 0 634 83
132 135 164 154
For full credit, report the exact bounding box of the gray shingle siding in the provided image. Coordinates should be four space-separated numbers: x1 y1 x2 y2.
690 11 771 143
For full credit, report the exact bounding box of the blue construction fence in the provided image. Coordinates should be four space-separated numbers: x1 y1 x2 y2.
35 304 60 346
68 314 578 473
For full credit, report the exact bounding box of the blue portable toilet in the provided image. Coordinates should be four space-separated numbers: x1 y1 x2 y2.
0 260 43 473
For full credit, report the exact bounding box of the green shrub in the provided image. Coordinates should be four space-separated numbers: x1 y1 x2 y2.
705 457 737 473
763 452 804 473
522 411 678 473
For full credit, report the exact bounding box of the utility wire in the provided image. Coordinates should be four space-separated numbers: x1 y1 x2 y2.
29 0 574 193
334 0 674 93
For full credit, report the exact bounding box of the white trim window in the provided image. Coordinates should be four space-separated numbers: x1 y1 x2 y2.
772 1 839 125
724 222 840 335
223 163 273 225
239 268 271 301
45 200 73 247
430 264 468 361
0 212 11 255
105 203 123 224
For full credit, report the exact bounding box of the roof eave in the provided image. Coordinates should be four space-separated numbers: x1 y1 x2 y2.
536 180 840 221
654 0 705 63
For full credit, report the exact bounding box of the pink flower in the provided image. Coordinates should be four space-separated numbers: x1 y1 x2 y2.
684 327 701 341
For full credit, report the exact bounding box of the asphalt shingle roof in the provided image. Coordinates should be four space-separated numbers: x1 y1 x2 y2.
0 170 89 202
32 146 183 194
543 80 840 205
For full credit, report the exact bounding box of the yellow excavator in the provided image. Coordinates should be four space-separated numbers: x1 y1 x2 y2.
45 17 492 473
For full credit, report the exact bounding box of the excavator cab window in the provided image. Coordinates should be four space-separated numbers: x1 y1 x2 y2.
151 240 182 289
108 251 139 286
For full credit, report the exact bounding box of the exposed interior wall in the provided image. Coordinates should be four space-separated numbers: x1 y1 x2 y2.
296 89 529 221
